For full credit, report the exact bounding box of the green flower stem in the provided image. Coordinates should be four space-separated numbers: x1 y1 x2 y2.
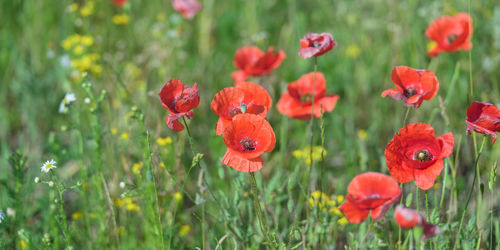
454 136 487 249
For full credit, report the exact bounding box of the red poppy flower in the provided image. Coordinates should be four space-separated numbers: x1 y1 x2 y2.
159 79 200 131
394 205 440 240
231 46 286 83
385 123 454 190
276 72 339 120
112 0 127 7
338 172 401 224
299 32 337 59
211 82 272 135
426 13 472 57
221 114 275 172
172 0 202 20
381 66 439 108
465 101 500 143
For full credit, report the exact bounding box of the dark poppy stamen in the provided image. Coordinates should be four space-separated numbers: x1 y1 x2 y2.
240 137 256 151
446 34 458 44
404 88 417 98
313 41 320 47
413 150 433 162
228 107 242 116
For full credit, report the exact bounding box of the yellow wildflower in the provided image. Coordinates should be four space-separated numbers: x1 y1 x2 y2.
113 14 130 25
427 41 437 53
337 217 349 226
358 129 367 140
120 132 130 140
293 146 327 164
179 225 191 237
81 35 94 46
156 136 173 146
117 226 125 236
69 3 79 12
132 162 143 174
173 192 183 202
20 240 26 250
126 203 140 211
345 44 361 59
111 128 118 135
72 211 84 220
73 45 84 55
80 1 94 17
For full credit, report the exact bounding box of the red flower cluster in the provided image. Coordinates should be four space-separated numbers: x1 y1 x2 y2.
339 172 401 223
231 46 285 83
211 82 272 135
465 101 500 143
277 72 339 120
381 66 439 108
385 123 454 190
159 79 200 131
220 114 275 172
426 13 473 57
172 0 202 19
394 205 440 240
299 33 337 59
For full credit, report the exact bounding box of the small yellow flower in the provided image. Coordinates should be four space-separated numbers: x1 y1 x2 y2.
112 14 130 25
81 35 94 46
117 226 125 236
80 1 94 17
72 211 84 220
19 239 27 250
358 130 367 141
125 203 140 211
73 45 84 55
111 128 118 135
179 225 191 237
159 162 166 168
173 192 183 202
69 3 79 12
156 13 165 21
337 217 349 226
336 195 344 203
120 132 130 140
132 162 143 174
156 137 173 146
91 64 102 76
345 44 361 59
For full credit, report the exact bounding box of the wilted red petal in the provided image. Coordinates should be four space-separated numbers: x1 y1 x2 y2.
159 79 199 113
172 0 202 19
166 111 193 132
465 101 500 144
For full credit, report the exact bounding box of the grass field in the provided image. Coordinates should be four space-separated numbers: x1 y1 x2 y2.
1 0 500 249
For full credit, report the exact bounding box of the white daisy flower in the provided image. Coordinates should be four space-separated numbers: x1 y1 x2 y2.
59 93 76 113
41 159 57 173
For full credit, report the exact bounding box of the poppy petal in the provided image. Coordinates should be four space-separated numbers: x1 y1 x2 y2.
222 150 263 172
339 200 370 224
231 71 248 83
414 159 444 190
166 111 193 131
438 132 454 158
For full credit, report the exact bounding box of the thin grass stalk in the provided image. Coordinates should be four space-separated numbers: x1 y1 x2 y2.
454 136 487 249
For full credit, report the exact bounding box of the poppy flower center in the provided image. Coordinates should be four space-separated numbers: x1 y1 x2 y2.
228 103 248 116
240 137 256 151
300 93 314 102
313 41 320 48
446 34 458 44
413 149 433 162
404 88 417 98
